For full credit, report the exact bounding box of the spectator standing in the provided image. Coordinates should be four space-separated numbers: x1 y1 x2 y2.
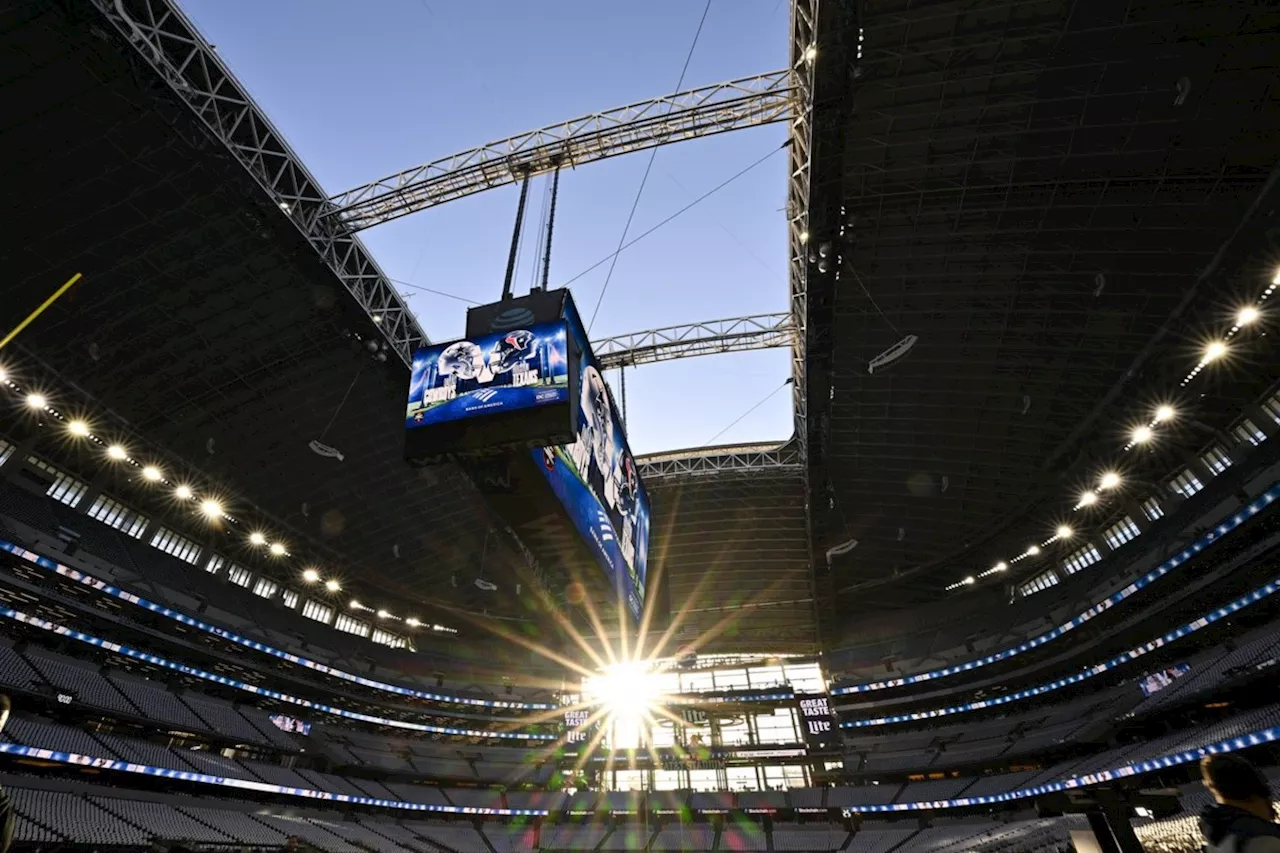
1201 754 1280 853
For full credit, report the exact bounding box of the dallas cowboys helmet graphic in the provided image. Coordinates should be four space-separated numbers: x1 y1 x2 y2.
488 329 536 374
581 365 614 473
437 340 484 380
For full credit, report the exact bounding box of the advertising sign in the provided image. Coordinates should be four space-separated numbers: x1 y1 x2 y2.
1139 663 1191 697
796 693 836 748
269 714 312 736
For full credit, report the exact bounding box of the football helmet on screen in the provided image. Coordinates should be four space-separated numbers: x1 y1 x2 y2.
489 329 537 373
438 341 483 380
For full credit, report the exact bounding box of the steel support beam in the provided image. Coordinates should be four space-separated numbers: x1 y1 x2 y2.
89 0 429 368
638 443 801 481
328 72 797 232
594 313 793 371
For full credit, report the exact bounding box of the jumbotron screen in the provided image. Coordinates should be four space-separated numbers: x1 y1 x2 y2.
406 322 570 427
404 320 575 461
533 297 650 622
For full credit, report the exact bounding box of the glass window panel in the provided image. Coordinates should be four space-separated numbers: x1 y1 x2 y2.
689 769 719 792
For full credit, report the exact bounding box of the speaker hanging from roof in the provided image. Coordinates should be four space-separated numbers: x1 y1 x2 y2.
867 335 917 374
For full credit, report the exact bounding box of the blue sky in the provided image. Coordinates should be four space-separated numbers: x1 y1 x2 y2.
183 0 795 455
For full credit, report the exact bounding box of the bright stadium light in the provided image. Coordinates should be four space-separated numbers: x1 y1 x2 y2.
200 499 223 519
963 576 976 585
350 599 361 610
325 579 341 592
25 393 46 410
1237 306 1260 326
269 542 287 556
1078 491 1098 507
142 465 162 481
376 609 390 619
1131 425 1153 444
302 568 319 583
584 661 664 749
107 444 127 460
1203 341 1227 362
249 532 267 546
174 485 194 500
405 618 420 627
1098 472 1121 491
1026 545 1041 556
993 561 1008 572
1056 525 1073 539
1154 405 1175 423
67 420 90 437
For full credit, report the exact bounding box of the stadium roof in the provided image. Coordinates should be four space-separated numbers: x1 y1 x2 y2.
811 0 1280 631
3 0 1279 662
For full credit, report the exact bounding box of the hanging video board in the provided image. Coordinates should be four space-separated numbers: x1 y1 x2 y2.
532 296 650 623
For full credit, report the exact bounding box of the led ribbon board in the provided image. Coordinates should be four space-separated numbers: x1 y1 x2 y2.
832 484 1280 695
0 538 555 710
3 725 1276 815
0 604 556 741
842 577 1280 728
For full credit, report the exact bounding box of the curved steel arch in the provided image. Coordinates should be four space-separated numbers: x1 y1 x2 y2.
594 313 793 371
328 71 797 232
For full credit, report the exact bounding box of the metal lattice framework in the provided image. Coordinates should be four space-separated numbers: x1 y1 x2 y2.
89 0 819 483
637 443 801 480
89 0 429 368
594 313 793 370
328 72 796 232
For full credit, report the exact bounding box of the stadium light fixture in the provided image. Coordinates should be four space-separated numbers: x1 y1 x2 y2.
325 579 341 592
1154 405 1175 423
1056 525 1073 539
174 485 194 500
142 465 162 481
993 561 1008 573
24 393 46 410
1131 425 1153 444
1098 472 1121 491
302 568 320 583
350 599 361 610
1077 491 1098 508
963 576 976 585
269 542 287 556
405 617 420 627
200 499 223 519
107 444 127 461
1237 306 1260 326
249 532 267 546
1203 341 1227 363
1026 545 1041 556
67 420 90 437
376 609 390 619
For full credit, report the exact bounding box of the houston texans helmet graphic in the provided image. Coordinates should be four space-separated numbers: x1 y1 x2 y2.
437 340 484 380
488 329 537 374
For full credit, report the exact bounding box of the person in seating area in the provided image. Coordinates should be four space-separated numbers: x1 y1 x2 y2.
1201 753 1280 853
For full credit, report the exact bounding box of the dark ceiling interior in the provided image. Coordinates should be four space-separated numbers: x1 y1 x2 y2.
811 0 1280 619
2 0 1279 663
